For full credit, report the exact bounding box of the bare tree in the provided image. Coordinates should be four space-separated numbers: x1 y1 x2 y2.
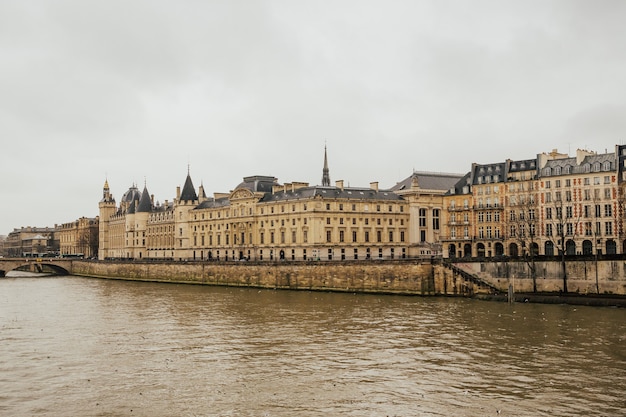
508 182 540 292
544 190 582 294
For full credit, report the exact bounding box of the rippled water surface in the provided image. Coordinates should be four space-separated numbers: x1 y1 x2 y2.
1 275 625 416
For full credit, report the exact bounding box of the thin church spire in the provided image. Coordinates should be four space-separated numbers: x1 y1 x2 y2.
321 145 330 186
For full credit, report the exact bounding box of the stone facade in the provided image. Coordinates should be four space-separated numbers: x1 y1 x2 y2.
98 150 462 262
442 145 626 258
59 217 99 258
96 144 626 264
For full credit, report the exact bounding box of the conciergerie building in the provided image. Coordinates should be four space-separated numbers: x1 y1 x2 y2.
98 145 626 262
98 147 461 261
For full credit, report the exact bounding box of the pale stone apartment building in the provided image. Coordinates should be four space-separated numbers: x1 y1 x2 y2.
441 145 626 258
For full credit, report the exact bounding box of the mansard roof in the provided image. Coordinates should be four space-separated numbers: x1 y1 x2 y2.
195 197 230 210
390 172 464 192
260 185 405 203
444 172 472 196
507 159 537 173
471 162 506 185
541 152 615 176
234 175 277 193
180 173 198 201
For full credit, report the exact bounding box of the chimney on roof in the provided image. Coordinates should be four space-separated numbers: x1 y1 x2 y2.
176 186 181 201
336 180 344 190
370 181 379 192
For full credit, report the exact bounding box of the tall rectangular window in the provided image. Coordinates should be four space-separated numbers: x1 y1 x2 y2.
419 209 427 227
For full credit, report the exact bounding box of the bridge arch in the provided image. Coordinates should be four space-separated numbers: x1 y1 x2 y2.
0 259 71 276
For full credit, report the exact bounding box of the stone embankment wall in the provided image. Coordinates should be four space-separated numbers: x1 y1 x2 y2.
454 259 626 295
71 260 452 295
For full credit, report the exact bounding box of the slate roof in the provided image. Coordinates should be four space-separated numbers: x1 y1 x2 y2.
137 186 153 213
234 175 277 193
446 172 472 195
390 172 464 192
121 185 141 204
507 159 537 173
471 162 507 185
180 174 198 201
541 153 615 176
195 197 231 210
260 186 405 203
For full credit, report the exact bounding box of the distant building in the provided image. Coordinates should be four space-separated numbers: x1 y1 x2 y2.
3 226 59 257
59 217 99 258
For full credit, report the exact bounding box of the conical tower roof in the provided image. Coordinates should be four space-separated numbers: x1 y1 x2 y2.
137 186 152 212
180 172 198 202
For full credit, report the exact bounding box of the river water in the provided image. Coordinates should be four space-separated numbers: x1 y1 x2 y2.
0 275 624 417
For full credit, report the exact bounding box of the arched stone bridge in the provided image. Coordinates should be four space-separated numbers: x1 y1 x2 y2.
0 258 73 276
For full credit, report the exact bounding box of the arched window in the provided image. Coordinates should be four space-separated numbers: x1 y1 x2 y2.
606 240 617 255
477 243 486 258
448 244 457 258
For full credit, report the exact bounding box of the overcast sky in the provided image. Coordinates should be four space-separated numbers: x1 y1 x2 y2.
1 0 625 235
